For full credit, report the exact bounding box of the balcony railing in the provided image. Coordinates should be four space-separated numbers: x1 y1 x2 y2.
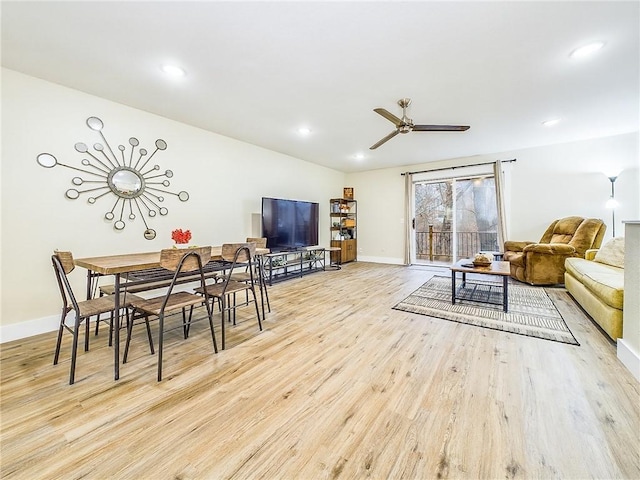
416 225 499 262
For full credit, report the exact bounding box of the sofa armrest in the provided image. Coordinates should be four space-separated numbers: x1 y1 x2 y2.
504 240 535 252
584 249 598 261
523 243 576 256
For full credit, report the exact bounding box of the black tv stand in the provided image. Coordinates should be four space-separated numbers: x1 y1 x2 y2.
272 247 307 253
262 246 327 285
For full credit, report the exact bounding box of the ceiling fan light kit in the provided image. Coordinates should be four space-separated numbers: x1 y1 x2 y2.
370 98 470 149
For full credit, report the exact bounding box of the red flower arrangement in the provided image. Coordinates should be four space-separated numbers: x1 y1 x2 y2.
171 228 192 245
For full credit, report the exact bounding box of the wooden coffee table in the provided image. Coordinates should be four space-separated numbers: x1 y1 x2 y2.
450 259 511 312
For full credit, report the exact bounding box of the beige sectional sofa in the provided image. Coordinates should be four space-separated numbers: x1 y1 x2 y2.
564 237 625 340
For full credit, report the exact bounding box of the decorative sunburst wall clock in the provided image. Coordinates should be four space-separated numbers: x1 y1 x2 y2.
36 116 189 240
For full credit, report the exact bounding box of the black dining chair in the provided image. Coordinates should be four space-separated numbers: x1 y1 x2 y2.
195 243 262 350
51 251 146 385
229 237 270 318
126 247 218 381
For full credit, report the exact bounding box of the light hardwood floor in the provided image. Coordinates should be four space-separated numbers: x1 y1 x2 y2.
1 262 639 479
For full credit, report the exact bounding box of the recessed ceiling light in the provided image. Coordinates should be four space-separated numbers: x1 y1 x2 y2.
297 127 312 136
353 153 365 160
569 41 605 59
160 64 186 77
542 118 561 127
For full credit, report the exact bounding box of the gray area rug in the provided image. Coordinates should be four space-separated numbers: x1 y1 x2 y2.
393 275 579 345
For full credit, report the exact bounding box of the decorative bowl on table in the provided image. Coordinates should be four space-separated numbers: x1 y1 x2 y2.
472 252 493 267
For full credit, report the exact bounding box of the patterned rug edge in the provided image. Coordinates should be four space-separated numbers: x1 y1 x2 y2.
393 276 580 346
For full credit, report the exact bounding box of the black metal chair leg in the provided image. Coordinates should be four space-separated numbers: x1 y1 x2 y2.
94 310 114 343
123 311 136 363
157 314 165 382
108 312 115 347
182 307 188 339
53 310 66 365
69 321 81 385
252 288 262 331
144 315 155 354
262 276 271 312
221 297 226 350
258 262 270 313
205 299 218 353
84 317 90 352
232 292 237 325
184 305 195 339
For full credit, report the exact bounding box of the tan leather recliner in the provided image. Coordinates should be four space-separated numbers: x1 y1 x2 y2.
503 216 606 285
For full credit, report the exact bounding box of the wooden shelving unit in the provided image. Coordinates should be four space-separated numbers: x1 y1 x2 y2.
330 198 357 264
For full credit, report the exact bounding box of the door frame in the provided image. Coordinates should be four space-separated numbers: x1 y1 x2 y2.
409 163 498 265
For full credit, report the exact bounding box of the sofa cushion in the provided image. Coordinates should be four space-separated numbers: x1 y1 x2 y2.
565 257 624 310
564 257 586 280
594 237 625 268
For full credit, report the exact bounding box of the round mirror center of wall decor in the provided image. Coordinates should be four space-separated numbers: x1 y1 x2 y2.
109 167 144 198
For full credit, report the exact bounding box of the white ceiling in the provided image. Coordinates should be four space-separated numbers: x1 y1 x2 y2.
2 1 638 173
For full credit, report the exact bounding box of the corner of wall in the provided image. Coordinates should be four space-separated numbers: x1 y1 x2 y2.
617 338 640 382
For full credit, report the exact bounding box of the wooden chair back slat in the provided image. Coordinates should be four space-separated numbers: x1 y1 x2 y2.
222 243 255 263
54 250 75 274
246 237 267 248
159 246 211 272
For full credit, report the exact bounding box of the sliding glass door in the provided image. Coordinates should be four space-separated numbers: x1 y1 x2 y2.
413 175 499 264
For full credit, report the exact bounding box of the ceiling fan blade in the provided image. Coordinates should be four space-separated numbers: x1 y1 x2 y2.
412 124 470 132
370 129 400 150
374 108 402 127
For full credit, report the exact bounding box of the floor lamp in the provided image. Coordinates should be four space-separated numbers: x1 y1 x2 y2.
605 176 618 237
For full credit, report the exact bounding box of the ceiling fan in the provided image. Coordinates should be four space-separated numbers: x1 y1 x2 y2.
370 98 470 150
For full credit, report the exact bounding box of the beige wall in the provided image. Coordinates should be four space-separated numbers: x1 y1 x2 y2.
2 67 639 342
348 132 639 264
0 69 345 337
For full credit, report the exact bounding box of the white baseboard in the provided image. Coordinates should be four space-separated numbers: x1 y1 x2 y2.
617 339 640 382
0 315 59 344
0 284 206 345
357 255 404 265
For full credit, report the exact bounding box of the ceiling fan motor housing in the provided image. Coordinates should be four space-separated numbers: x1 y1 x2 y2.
369 97 470 149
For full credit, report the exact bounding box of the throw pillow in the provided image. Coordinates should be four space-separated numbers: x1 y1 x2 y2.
594 237 625 268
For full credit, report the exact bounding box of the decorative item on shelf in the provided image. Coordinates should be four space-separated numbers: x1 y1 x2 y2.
342 219 356 228
472 252 493 267
36 116 190 240
343 187 354 200
271 256 286 267
171 228 193 248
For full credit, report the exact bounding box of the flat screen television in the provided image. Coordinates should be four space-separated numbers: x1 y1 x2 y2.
261 197 319 251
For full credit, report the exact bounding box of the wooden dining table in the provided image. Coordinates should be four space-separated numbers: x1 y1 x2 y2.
75 246 269 380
